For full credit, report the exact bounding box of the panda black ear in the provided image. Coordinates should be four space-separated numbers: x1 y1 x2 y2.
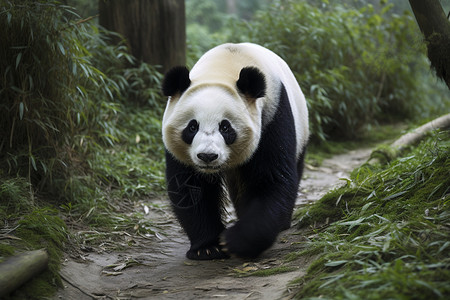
236 67 266 100
162 66 191 97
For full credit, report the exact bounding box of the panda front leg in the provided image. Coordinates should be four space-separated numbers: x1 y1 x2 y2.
222 155 299 259
165 151 229 260
222 184 297 258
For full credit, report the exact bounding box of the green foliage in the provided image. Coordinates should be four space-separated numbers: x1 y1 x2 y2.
0 1 165 205
0 0 120 201
16 208 67 280
88 106 165 200
1 0 76 190
186 0 232 67
187 0 450 142
0 2 165 296
0 175 34 218
293 131 450 299
186 0 225 32
0 177 67 298
222 0 450 141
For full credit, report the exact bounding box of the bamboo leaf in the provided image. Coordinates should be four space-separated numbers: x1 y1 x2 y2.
6 12 12 24
361 201 373 214
15 52 22 69
382 191 408 201
30 156 37 171
19 102 24 120
414 280 443 298
57 42 65 55
319 273 346 288
324 260 347 267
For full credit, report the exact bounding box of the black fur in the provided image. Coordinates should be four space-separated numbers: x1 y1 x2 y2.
219 120 236 145
165 151 229 260
236 67 266 99
162 66 191 96
181 120 199 144
165 83 305 260
224 83 298 257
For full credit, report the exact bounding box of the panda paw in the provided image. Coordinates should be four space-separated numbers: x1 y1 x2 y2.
186 245 230 260
220 225 254 258
221 222 274 259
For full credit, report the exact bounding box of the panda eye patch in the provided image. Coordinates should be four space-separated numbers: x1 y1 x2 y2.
219 120 236 145
182 119 199 144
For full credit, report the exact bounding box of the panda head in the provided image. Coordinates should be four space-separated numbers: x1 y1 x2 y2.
162 66 266 173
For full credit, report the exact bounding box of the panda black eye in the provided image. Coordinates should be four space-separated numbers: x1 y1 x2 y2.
219 120 236 145
182 119 199 144
188 120 198 132
219 120 230 133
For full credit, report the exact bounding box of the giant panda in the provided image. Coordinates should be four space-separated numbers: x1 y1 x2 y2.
161 43 309 260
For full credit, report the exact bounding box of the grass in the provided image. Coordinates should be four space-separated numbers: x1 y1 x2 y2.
88 105 166 200
232 262 297 277
292 130 450 299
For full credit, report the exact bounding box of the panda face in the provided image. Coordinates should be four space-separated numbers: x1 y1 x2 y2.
182 119 236 146
182 117 236 172
163 86 261 173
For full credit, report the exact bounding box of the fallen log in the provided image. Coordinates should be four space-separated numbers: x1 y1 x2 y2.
391 113 450 151
367 113 450 165
0 249 49 297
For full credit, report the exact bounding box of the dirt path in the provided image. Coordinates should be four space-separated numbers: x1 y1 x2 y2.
54 148 371 300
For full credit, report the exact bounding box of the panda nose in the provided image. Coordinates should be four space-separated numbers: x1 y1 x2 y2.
197 153 219 163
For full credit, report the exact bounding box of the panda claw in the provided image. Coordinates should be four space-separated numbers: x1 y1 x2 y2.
206 249 211 255
214 247 220 253
197 250 201 257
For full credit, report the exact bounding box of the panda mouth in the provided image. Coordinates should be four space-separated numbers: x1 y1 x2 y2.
197 165 222 172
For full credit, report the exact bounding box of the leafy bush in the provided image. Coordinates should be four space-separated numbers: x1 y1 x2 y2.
223 0 449 141
0 1 119 200
293 130 450 298
78 28 166 201
0 1 165 204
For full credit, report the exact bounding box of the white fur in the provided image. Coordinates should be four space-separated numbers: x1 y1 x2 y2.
162 43 309 171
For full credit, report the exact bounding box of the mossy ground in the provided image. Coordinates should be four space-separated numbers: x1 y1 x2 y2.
0 104 164 299
0 179 67 299
292 130 450 299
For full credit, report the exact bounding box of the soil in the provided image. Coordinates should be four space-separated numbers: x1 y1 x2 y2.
53 148 371 300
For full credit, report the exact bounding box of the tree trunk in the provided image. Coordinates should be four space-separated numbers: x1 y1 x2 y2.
99 0 186 73
0 249 49 297
409 0 450 89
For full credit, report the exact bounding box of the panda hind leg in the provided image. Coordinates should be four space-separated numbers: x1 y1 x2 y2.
222 195 290 258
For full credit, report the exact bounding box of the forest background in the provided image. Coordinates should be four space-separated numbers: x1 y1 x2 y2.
0 0 449 298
